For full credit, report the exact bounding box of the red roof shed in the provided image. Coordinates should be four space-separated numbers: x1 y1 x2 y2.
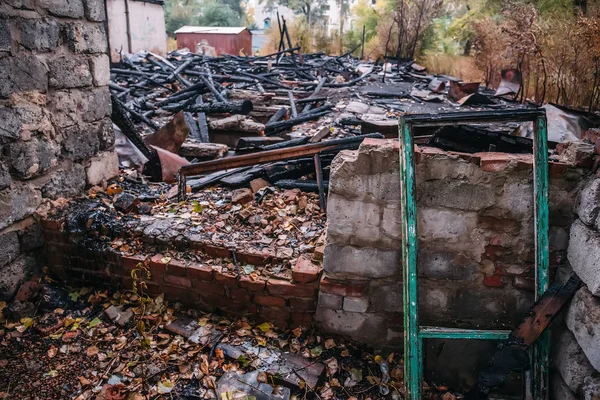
174 26 252 56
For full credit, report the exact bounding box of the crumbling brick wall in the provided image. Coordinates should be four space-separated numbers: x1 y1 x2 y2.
0 0 118 300
317 138 584 349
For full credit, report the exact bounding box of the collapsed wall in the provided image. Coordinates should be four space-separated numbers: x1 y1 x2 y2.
0 0 117 300
317 138 583 345
38 136 593 391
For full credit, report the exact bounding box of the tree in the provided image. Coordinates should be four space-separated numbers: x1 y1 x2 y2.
260 0 328 30
200 0 242 26
164 0 244 33
164 0 202 33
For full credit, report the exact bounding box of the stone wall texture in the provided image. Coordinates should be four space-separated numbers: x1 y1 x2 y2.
318 139 584 348
554 175 600 399
0 0 117 300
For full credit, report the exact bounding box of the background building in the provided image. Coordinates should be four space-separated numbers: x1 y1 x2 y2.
106 0 168 62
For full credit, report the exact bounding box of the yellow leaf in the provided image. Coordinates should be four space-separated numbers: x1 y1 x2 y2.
257 322 271 333
20 317 34 328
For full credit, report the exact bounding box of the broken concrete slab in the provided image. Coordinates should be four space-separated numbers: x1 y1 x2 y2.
266 352 325 390
575 178 600 226
217 371 290 400
104 305 133 326
165 315 199 338
551 373 578 400
553 327 595 393
179 140 228 159
217 342 325 390
566 286 600 371
86 150 118 186
165 315 219 345
568 220 600 296
583 376 600 400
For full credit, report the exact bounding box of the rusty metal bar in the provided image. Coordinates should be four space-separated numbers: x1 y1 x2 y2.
180 134 382 176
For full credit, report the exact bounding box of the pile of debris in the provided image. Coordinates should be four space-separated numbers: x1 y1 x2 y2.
64 174 327 278
0 278 459 400
110 47 572 201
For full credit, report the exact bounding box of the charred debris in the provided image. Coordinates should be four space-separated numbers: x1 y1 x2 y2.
108 46 598 202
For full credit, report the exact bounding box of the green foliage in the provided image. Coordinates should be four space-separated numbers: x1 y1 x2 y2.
351 0 379 41
201 1 242 26
260 0 329 22
164 0 244 33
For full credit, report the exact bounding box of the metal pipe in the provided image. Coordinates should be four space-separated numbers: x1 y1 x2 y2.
124 0 132 54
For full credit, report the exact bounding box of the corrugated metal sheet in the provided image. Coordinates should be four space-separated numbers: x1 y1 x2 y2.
174 26 247 34
176 29 252 56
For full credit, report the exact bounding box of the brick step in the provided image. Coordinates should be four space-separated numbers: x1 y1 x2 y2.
42 217 323 329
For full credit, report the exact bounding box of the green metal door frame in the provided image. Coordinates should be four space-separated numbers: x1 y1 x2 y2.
399 109 549 399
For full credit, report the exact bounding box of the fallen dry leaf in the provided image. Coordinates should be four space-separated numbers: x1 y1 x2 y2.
86 345 99 357
47 345 57 359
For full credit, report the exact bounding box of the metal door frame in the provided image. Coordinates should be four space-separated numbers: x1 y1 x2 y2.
399 109 549 399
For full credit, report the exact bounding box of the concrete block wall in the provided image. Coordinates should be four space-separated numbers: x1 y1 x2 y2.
552 176 600 399
317 139 584 347
0 0 117 300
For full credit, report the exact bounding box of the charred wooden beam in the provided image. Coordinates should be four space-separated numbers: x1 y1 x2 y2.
464 274 582 400
265 111 330 136
110 94 161 181
288 91 298 118
186 100 253 115
301 77 326 114
192 95 210 142
267 107 288 124
275 179 328 193
179 133 383 177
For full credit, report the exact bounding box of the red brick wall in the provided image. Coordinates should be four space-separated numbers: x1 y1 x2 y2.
42 219 322 329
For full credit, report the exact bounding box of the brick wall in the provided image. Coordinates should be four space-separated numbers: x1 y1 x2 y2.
0 0 118 300
317 138 585 348
41 218 323 329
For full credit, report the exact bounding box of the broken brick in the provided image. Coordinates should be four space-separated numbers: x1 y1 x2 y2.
319 277 367 297
121 254 146 271
214 270 237 287
293 256 322 284
239 275 266 291
249 178 270 193
187 263 213 281
290 312 313 328
166 259 187 277
267 278 316 298
236 251 270 265
231 188 253 204
477 153 512 172
229 288 251 303
483 274 503 288
149 254 167 281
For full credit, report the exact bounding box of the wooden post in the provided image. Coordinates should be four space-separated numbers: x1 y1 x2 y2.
361 25 366 60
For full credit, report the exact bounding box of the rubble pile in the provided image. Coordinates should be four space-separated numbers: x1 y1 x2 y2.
110 49 570 195
3 279 453 400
